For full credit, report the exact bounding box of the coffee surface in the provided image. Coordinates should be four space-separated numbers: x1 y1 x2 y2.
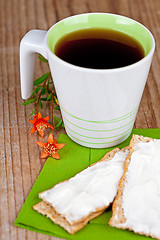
54 28 144 69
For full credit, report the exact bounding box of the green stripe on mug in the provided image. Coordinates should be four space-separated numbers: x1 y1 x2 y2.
61 105 138 123
65 124 132 139
63 115 134 132
67 131 130 145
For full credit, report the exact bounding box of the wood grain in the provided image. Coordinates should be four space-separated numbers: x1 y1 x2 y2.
0 0 160 239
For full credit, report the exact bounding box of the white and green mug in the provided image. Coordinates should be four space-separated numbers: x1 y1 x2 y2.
20 13 155 148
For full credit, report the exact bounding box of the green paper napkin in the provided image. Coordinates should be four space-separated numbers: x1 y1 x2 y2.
14 129 160 240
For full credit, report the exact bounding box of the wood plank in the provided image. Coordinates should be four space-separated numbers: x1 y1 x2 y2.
134 0 160 127
55 0 72 20
71 0 89 13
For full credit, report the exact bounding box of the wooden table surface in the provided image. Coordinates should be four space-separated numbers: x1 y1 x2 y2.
1 0 160 239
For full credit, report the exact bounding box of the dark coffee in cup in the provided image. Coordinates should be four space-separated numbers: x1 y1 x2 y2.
54 28 144 69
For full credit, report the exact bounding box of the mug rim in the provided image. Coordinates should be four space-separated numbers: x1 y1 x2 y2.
45 12 155 72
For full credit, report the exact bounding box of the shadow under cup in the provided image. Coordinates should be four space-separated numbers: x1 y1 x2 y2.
46 13 155 148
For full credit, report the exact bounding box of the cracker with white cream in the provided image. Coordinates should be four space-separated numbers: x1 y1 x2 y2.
33 147 129 234
109 134 160 240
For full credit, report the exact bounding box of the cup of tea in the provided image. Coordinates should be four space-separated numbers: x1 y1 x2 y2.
20 13 155 148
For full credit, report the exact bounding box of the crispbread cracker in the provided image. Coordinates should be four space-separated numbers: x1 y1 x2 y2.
109 134 160 240
33 147 129 234
33 201 105 234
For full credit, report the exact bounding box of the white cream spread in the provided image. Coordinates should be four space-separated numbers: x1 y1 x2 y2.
40 150 128 223
122 139 160 238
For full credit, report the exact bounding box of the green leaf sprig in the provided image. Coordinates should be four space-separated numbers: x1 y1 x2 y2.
22 54 64 131
53 115 64 131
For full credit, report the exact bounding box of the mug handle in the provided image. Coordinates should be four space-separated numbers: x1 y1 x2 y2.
20 30 48 99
